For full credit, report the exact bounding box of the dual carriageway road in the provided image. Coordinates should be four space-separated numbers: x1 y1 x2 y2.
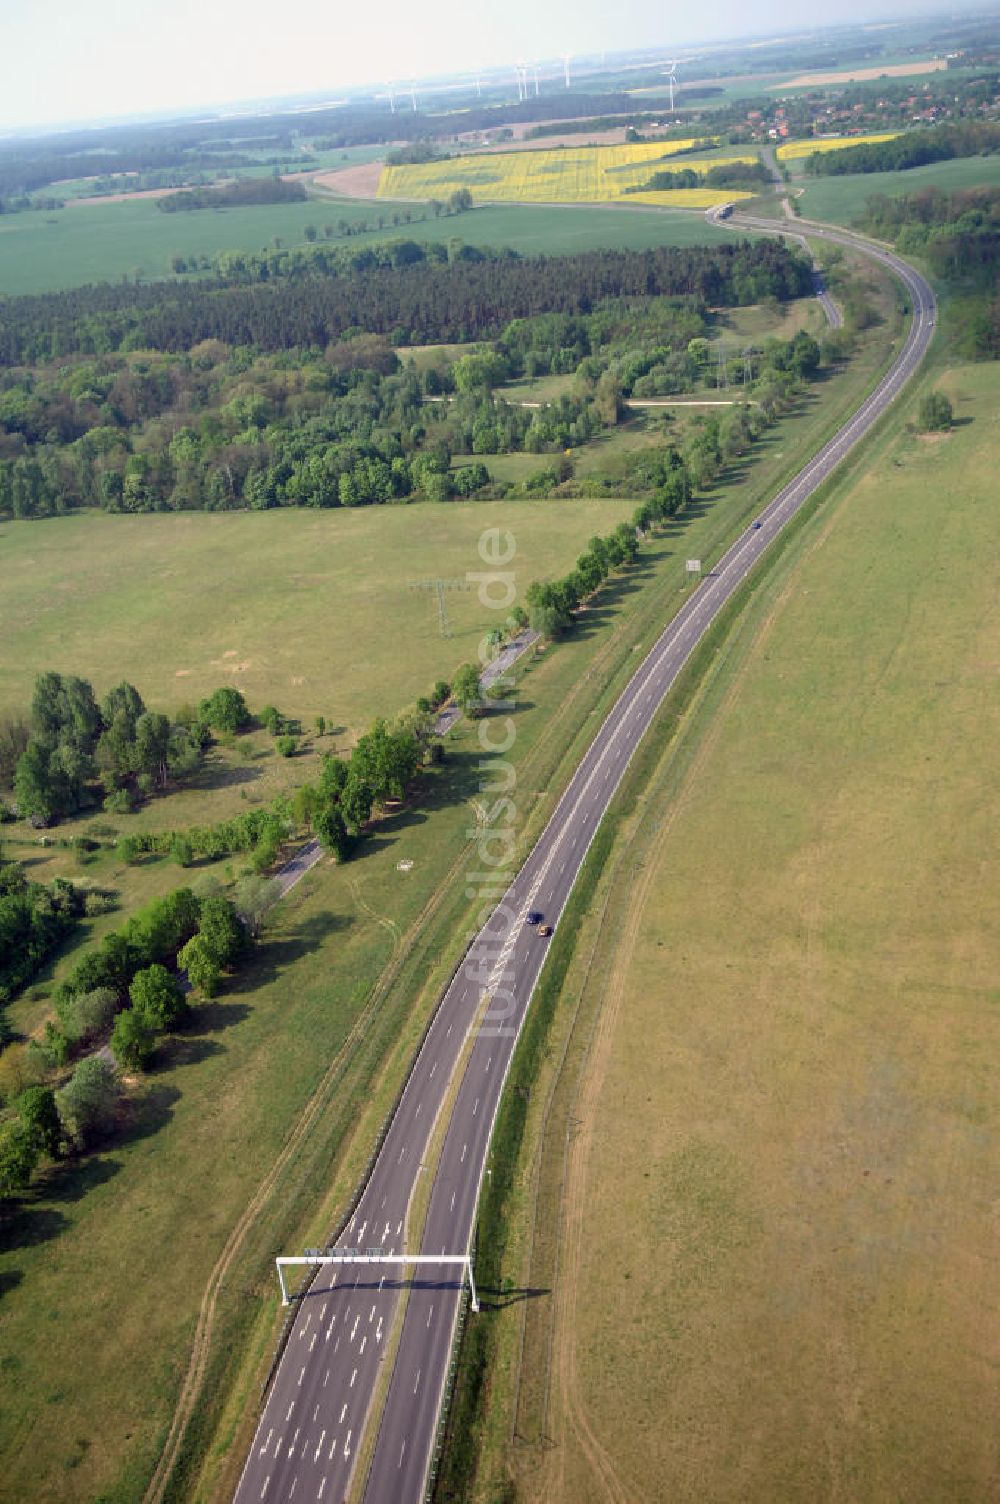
233 217 936 1504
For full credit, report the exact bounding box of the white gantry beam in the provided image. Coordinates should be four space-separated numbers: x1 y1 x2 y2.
276 1253 479 1312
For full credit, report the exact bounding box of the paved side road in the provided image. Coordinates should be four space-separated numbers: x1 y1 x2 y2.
233 223 935 1504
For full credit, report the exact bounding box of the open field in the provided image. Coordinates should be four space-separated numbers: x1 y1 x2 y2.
0 196 385 294
0 195 737 295
777 57 946 87
0 285 906 1502
377 141 757 208
0 498 633 731
311 160 383 198
492 362 1000 1503
777 132 902 161
795 151 1000 225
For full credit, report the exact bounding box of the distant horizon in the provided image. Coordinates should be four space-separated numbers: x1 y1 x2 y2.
1 0 989 136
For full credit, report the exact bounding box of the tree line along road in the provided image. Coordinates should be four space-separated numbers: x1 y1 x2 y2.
230 216 936 1504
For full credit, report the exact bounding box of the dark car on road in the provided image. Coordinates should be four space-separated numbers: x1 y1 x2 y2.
526 910 543 925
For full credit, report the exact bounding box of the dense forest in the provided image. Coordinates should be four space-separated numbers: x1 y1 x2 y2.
805 120 1000 176
857 185 1000 357
0 239 812 366
0 254 825 519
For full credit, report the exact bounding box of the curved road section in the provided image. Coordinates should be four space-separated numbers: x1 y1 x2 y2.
233 224 935 1504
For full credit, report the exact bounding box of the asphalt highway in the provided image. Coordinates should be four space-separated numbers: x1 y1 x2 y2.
233 222 935 1504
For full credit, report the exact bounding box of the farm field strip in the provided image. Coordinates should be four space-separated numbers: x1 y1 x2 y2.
378 141 757 208
776 131 902 160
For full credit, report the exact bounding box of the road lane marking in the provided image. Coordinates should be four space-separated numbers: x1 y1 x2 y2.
369 1304 376 1322
259 1428 273 1456
260 1476 270 1498
359 1336 367 1354
323 1368 330 1387
314 1431 326 1461
398 1440 407 1469
340 1404 347 1423
286 1403 295 1422
414 1368 421 1393
427 1304 434 1326
350 1368 357 1387
461 1142 467 1163
298 1366 306 1386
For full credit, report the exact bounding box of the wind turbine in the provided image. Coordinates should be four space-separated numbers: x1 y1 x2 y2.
562 53 573 88
515 60 529 101
532 59 540 97
666 60 679 113
410 80 418 112
385 81 396 114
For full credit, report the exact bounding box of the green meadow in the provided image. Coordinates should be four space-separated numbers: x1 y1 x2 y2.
795 151 1000 225
0 194 735 295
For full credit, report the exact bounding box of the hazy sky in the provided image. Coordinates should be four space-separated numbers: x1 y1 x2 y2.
0 0 954 132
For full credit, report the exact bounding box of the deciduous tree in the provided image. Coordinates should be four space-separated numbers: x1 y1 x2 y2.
110 1007 155 1072
129 964 187 1029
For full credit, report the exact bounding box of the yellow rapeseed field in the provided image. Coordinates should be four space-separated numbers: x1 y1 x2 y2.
377 142 756 208
776 132 902 160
